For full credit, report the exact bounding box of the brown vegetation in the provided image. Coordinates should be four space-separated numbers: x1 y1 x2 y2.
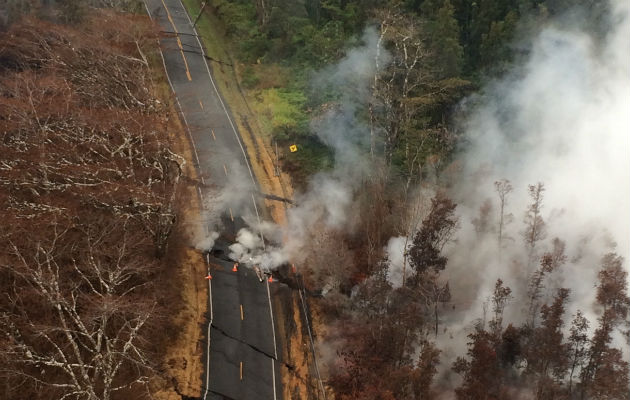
300 176 629 399
0 11 188 400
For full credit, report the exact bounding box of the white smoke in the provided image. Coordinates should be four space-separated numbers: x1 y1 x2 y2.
385 236 409 289
194 230 219 252
191 158 259 253
311 27 390 171
209 27 390 273
226 228 286 270
203 160 258 225
438 0 630 367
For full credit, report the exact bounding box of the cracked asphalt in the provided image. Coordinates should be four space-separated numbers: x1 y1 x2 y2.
144 1 282 398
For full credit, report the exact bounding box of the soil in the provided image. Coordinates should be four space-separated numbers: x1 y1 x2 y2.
279 294 325 400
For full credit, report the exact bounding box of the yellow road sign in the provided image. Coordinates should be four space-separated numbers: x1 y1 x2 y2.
289 144 298 152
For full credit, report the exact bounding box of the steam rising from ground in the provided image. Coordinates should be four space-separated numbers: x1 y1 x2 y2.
192 160 257 252
198 28 389 274
281 27 389 264
385 236 409 289
281 28 390 269
437 0 630 370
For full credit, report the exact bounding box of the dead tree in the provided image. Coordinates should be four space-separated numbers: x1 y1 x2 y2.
523 182 547 264
371 7 432 165
494 179 513 254
0 14 183 399
1 221 155 400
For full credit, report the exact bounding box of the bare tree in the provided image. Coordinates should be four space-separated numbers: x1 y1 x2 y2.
526 288 570 398
523 182 547 264
579 253 630 398
471 198 493 237
526 238 567 327
1 220 155 400
489 279 512 338
371 7 432 164
567 310 589 396
0 14 183 399
494 179 513 253
408 194 458 280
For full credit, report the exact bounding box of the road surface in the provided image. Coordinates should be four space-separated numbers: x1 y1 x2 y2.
144 1 282 398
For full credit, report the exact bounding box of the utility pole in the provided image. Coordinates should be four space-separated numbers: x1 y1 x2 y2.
193 1 208 28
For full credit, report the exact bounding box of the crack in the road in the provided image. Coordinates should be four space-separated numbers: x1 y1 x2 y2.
172 379 201 400
210 323 277 361
209 323 295 371
160 30 200 37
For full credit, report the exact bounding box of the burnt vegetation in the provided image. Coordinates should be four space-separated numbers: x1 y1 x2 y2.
0 10 187 400
309 185 630 399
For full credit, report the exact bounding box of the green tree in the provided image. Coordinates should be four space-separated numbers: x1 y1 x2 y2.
426 0 464 78
479 10 518 72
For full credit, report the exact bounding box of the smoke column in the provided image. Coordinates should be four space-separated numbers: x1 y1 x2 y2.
436 0 630 375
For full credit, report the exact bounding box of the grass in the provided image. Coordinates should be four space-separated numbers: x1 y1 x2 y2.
252 88 308 141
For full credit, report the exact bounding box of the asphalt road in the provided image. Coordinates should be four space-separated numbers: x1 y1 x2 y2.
144 1 281 398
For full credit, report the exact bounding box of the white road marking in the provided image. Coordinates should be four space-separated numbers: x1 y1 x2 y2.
205 226 213 400
272 358 277 400
178 3 256 184
266 279 278 360
205 318 212 399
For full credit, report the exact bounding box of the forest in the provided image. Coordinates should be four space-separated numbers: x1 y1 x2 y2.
207 0 611 185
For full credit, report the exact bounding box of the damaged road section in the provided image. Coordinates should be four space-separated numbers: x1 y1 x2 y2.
202 247 282 400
